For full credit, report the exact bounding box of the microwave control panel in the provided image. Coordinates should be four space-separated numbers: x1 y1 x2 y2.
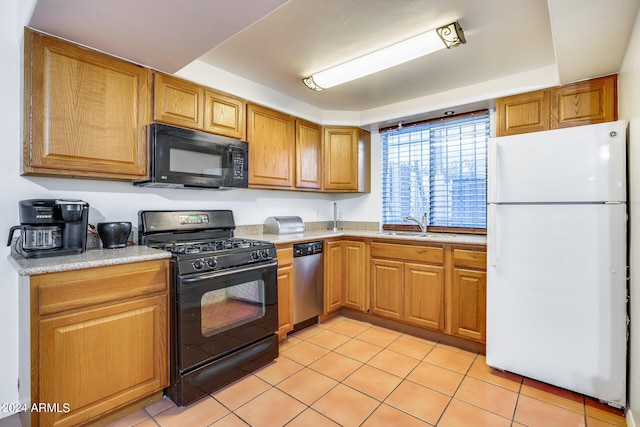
230 149 246 182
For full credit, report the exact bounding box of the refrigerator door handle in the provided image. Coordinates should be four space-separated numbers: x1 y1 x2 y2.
489 203 498 267
488 140 498 202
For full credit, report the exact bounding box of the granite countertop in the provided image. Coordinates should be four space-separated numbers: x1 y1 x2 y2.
9 245 171 276
238 229 487 246
9 225 486 276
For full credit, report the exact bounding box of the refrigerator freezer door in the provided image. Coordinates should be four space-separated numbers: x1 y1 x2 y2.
488 120 627 203
486 203 627 407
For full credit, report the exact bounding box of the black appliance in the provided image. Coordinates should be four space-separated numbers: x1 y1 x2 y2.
7 199 89 258
134 123 248 189
138 210 278 406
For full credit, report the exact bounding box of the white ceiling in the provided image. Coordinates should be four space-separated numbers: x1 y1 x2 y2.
29 0 639 114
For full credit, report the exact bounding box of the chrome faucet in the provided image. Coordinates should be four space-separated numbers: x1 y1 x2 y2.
402 213 428 233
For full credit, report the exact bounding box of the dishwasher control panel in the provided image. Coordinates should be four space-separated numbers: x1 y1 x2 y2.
293 241 323 257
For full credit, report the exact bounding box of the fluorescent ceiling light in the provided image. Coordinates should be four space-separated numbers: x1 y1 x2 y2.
303 21 466 91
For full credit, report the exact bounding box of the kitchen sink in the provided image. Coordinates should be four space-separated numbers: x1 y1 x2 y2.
378 231 438 237
377 231 456 238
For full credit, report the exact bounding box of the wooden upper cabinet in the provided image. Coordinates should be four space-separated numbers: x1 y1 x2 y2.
551 75 617 129
24 28 150 179
496 75 617 137
153 73 246 139
247 103 296 188
496 90 550 136
204 90 246 139
153 73 204 129
323 126 370 192
295 119 322 189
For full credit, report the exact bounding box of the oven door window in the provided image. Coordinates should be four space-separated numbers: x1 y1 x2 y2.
201 279 265 336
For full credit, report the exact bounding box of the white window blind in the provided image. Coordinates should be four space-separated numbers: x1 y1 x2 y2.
381 111 489 230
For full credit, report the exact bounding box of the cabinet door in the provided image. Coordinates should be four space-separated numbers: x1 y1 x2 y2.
39 295 168 427
204 90 246 139
550 74 617 129
153 72 204 129
370 259 403 321
404 263 444 331
496 90 550 137
343 241 367 312
323 127 358 191
247 104 296 188
277 264 294 339
25 29 150 179
451 268 486 342
296 119 322 189
323 241 344 313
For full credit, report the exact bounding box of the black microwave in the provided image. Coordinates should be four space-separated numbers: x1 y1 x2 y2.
135 124 248 189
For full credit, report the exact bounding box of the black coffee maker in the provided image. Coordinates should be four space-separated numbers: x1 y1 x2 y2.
7 199 89 258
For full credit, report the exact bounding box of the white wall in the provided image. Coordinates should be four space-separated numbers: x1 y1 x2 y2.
0 0 30 415
619 6 640 425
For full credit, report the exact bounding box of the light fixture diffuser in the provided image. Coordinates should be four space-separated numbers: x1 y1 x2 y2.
303 21 466 91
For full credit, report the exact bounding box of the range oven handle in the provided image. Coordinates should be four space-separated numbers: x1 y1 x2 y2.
180 260 278 284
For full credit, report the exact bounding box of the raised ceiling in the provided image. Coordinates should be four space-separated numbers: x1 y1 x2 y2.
29 0 639 112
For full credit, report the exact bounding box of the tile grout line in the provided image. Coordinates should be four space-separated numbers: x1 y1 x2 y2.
126 316 625 427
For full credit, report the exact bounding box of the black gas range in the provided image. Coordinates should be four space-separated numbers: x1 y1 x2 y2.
138 210 279 406
139 210 276 273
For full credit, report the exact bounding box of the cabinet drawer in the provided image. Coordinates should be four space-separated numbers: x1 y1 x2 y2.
35 260 168 316
453 249 487 270
276 247 293 266
370 242 444 264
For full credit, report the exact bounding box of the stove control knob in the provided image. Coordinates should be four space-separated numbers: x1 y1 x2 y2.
206 257 218 268
251 251 259 260
192 260 204 270
260 249 270 259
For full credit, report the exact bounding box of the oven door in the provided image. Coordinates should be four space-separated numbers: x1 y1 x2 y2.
176 260 277 372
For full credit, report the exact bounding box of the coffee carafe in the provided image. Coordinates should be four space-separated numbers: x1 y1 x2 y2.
7 199 89 258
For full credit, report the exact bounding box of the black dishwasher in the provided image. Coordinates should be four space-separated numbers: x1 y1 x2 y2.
292 241 324 329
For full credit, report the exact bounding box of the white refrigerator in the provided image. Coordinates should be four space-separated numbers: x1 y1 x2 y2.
486 120 628 408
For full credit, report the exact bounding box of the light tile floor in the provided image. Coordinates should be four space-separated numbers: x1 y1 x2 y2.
0 315 628 427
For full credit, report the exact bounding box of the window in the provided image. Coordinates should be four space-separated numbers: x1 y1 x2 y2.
381 111 490 232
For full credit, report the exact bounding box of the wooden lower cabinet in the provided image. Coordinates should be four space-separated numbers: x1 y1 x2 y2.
451 268 486 342
276 245 294 340
342 241 367 312
370 259 403 320
27 259 169 427
369 241 486 343
449 248 488 343
323 239 367 314
404 263 445 330
323 240 344 314
370 244 444 331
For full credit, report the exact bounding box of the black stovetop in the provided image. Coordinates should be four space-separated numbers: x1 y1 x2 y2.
138 210 275 275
